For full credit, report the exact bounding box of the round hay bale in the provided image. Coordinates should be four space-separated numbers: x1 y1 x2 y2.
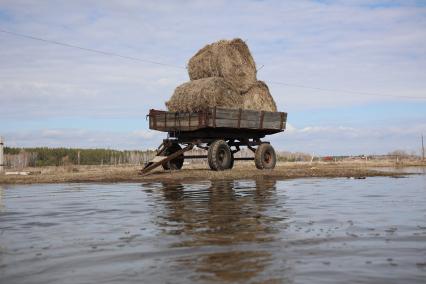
166 77 243 112
188 38 257 94
242 81 277 112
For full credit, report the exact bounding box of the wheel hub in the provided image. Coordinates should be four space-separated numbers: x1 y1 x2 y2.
264 151 271 163
218 149 225 163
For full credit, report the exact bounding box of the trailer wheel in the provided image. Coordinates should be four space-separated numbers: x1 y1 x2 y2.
229 153 235 169
208 140 232 171
255 143 276 170
162 143 184 170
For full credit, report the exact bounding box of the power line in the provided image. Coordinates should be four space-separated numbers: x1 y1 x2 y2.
269 81 426 100
0 28 185 69
1 28 425 100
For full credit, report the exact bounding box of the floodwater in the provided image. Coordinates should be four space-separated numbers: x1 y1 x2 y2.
0 171 425 283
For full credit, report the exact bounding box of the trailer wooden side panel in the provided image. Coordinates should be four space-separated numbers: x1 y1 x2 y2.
148 108 287 133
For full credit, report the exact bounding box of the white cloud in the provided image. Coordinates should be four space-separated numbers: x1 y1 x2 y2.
1 0 424 114
3 128 162 150
285 123 296 133
271 122 426 155
0 0 425 153
2 122 425 155
131 130 160 140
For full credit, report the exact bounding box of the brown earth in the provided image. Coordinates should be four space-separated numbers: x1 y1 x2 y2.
0 161 421 185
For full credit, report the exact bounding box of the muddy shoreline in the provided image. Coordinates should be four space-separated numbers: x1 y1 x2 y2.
1 161 421 185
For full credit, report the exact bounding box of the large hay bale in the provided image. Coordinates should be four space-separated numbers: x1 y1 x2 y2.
242 81 277 112
188 38 257 94
166 77 242 112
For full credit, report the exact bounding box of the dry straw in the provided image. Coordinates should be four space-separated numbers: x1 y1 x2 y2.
167 38 278 113
166 77 243 112
188 38 257 94
242 81 277 112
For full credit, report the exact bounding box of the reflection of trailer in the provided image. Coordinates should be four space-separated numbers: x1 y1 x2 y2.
141 107 287 175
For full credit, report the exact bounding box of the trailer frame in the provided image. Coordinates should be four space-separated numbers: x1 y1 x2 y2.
140 107 287 175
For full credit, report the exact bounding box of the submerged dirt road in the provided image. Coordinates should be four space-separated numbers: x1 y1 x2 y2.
0 161 414 184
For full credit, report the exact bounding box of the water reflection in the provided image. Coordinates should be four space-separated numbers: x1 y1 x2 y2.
2 176 425 283
0 185 4 211
147 178 292 282
157 179 286 245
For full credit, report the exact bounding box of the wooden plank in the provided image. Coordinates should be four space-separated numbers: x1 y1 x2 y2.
239 120 263 129
215 109 283 123
155 124 203 131
140 144 194 176
152 156 168 163
190 116 200 127
155 109 284 122
215 118 239 128
165 113 173 128
153 126 202 132
155 117 283 131
262 121 283 129
214 113 281 123
159 115 203 129
216 119 259 129
149 108 287 132
205 111 209 127
215 108 240 120
263 112 282 122
215 109 252 120
242 110 262 121
153 114 157 129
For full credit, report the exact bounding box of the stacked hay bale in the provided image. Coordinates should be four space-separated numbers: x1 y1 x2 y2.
166 38 277 112
165 78 242 112
188 39 257 94
242 81 277 112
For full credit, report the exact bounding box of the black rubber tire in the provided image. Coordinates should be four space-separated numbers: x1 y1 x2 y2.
255 143 276 170
208 140 232 171
229 153 235 169
162 144 184 170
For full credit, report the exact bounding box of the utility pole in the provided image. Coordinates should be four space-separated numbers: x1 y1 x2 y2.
422 134 425 161
0 136 4 173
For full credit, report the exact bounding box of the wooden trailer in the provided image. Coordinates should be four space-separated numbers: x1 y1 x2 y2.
141 107 287 175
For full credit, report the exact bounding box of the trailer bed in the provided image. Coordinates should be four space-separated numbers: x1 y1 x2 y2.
148 107 287 139
142 107 287 175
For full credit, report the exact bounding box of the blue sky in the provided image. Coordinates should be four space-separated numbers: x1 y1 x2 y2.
0 0 425 155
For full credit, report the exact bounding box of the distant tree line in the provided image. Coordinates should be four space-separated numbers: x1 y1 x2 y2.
3 147 423 169
4 147 156 168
